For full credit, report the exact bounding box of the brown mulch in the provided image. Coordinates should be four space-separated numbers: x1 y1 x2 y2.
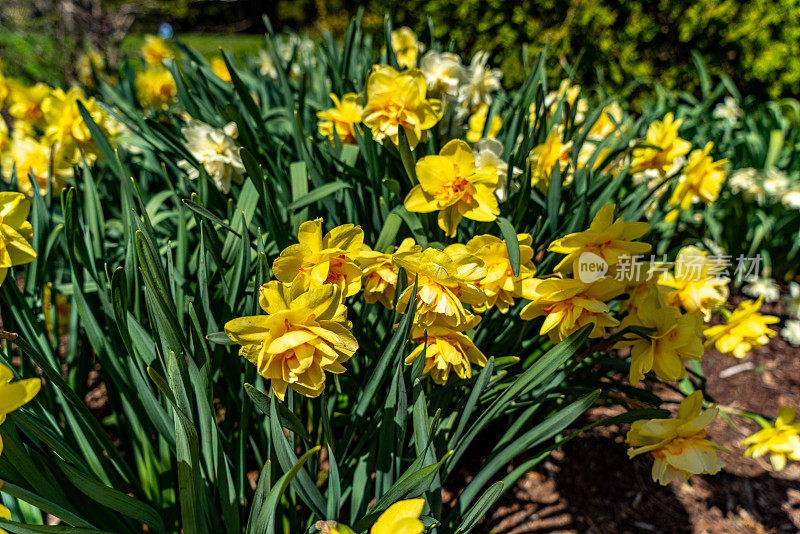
479 297 800 534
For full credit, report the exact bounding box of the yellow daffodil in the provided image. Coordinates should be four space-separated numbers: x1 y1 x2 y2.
703 297 778 358
0 192 36 286
404 139 499 237
742 407 800 471
466 103 502 143
393 247 486 329
588 102 623 140
272 219 364 298
76 49 105 88
391 27 422 69
361 65 442 148
211 57 232 82
371 498 425 534
224 281 357 400
529 80 588 125
142 35 173 65
631 112 691 174
528 129 571 192
356 238 420 309
659 246 729 320
1 137 70 197
135 66 177 111
520 277 624 342
616 286 704 384
575 142 615 173
666 142 727 221
549 203 651 274
0 120 9 154
626 391 724 485
617 265 668 316
0 363 41 453
446 233 536 313
0 72 8 106
6 80 49 128
406 325 487 384
0 501 9 531
317 93 363 145
41 87 109 161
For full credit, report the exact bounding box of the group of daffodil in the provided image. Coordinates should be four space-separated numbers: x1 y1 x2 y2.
0 69 117 197
0 23 799 534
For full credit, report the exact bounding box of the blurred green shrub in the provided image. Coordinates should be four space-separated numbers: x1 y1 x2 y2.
285 0 800 99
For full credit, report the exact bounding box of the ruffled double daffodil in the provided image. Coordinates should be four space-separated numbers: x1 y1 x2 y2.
224 280 357 400
404 139 499 237
273 219 364 298
626 391 725 485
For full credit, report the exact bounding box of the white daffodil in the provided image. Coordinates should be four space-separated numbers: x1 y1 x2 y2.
743 278 781 302
178 120 244 193
458 51 502 108
419 50 466 99
783 282 800 318
472 138 521 203
781 319 800 346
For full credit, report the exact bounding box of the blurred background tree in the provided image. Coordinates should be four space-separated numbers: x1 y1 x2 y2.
2 0 799 99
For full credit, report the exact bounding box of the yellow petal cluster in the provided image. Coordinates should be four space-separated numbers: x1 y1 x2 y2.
404 139 499 237
356 237 420 309
626 391 724 485
211 57 232 83
393 245 490 384
361 65 442 148
273 219 364 297
703 297 778 358
742 407 800 471
630 112 691 174
142 35 173 65
669 142 727 210
528 129 571 193
0 192 36 286
520 277 624 342
446 233 536 313
42 87 107 160
587 102 623 140
6 81 49 128
466 102 501 143
224 281 357 400
616 286 704 384
135 66 177 111
371 498 424 534
393 246 486 329
405 325 487 384
317 93 363 145
548 203 651 273
1 136 70 197
0 363 41 454
659 246 729 320
0 78 116 197
390 27 422 69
